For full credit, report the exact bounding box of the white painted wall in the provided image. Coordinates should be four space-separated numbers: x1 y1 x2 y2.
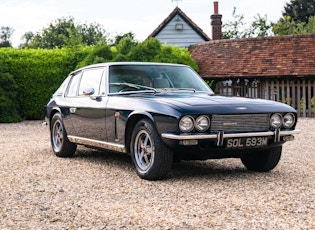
155 15 206 48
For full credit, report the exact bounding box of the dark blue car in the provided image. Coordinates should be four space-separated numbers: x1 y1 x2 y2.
45 62 300 180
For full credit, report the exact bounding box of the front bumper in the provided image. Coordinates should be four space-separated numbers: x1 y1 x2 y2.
161 129 301 146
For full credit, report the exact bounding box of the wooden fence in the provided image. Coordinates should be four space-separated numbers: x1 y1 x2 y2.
215 79 315 118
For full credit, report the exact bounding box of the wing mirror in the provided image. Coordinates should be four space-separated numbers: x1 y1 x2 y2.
83 88 95 96
83 88 102 101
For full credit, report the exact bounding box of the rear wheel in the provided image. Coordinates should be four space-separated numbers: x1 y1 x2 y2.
51 113 76 157
130 119 173 180
241 146 282 172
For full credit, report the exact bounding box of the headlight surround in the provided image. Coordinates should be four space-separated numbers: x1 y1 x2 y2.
283 113 295 128
195 115 210 132
270 113 283 128
179 115 194 132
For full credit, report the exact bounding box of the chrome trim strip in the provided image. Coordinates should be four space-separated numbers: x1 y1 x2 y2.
67 135 127 153
161 129 301 141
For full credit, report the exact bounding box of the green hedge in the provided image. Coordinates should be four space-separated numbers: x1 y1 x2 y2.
0 48 90 120
0 39 198 122
0 60 22 123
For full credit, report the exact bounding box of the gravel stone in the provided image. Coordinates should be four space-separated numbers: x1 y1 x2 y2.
0 119 314 229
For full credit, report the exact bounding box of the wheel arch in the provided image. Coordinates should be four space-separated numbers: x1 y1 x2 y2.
49 107 62 129
125 112 155 154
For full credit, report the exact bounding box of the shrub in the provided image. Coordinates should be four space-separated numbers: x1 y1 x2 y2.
76 44 112 68
0 61 22 122
0 48 78 120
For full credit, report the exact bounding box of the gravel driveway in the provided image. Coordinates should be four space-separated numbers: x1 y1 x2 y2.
0 118 314 229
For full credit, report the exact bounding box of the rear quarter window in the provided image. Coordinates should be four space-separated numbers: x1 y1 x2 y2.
66 72 82 97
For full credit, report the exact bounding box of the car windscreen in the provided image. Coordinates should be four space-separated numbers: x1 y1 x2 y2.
108 64 214 94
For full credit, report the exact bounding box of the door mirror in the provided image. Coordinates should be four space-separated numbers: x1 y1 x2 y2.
83 88 95 96
83 88 101 101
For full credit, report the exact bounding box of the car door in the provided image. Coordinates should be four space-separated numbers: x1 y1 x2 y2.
67 67 108 142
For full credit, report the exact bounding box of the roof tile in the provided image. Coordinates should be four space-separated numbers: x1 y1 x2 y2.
189 34 315 79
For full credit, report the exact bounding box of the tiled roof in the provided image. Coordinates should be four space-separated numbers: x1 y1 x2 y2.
147 7 210 41
189 34 315 79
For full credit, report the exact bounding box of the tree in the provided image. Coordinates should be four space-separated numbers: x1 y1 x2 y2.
112 32 138 60
248 15 273 37
273 15 315 35
304 16 315 32
76 44 113 68
273 16 304 35
128 38 162 62
0 26 14 47
282 0 315 23
19 32 34 49
78 22 107 46
222 7 273 39
76 37 198 70
222 7 248 39
111 32 135 46
21 17 107 49
273 0 315 35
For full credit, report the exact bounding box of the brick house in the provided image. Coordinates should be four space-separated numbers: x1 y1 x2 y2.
189 34 315 117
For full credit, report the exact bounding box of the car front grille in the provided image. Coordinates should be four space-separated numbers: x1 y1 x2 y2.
211 114 270 133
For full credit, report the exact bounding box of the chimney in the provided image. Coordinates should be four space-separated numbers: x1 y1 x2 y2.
211 1 222 40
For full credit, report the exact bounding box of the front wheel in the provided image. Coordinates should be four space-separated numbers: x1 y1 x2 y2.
130 119 173 180
50 113 77 157
241 146 282 172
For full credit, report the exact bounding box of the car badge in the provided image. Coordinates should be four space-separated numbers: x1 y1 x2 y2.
223 122 238 126
235 106 247 110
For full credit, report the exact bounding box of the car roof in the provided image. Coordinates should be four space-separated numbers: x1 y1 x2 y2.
70 62 188 75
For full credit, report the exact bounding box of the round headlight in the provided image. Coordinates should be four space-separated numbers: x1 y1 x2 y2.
270 113 282 128
179 116 194 132
283 113 295 128
195 115 210 132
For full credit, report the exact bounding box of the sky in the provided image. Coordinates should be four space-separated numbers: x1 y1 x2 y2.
0 0 290 47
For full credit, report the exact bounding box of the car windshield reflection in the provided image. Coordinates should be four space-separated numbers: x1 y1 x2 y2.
108 64 213 94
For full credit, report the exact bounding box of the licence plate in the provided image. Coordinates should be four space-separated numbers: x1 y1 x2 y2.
226 137 268 149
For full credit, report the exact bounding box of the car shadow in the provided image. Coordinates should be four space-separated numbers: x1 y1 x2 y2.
74 146 132 168
71 147 274 181
170 160 259 180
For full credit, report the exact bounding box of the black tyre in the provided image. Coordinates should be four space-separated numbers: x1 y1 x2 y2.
50 113 77 157
241 146 282 172
130 119 173 180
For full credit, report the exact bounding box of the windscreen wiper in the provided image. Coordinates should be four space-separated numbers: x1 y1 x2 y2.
110 82 157 93
158 88 196 92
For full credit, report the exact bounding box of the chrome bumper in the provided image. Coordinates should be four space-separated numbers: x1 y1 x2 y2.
161 129 301 146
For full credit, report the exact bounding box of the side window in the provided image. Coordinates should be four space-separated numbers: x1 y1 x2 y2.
66 72 82 97
78 68 104 96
